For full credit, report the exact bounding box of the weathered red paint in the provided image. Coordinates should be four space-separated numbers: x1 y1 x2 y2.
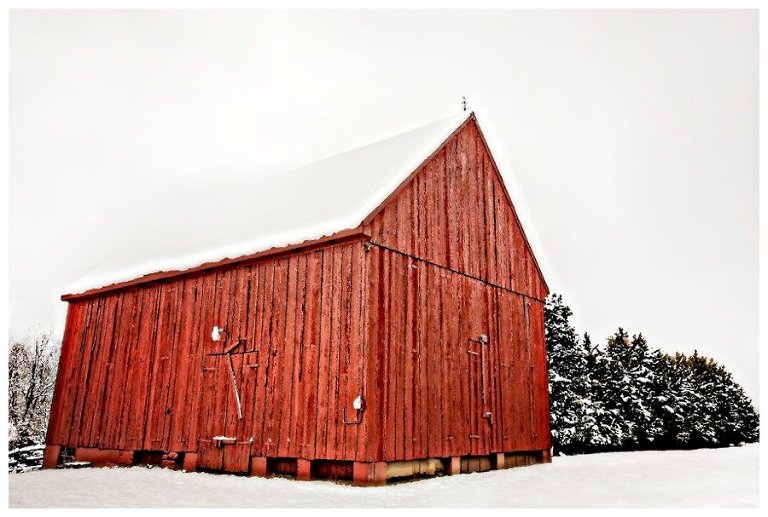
45 115 550 483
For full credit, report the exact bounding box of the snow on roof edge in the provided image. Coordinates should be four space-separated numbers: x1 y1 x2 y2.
63 111 473 298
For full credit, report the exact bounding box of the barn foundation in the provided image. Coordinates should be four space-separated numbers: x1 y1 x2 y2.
73 447 133 467
296 459 312 480
352 461 388 486
249 456 269 477
245 449 550 484
43 444 550 483
183 453 198 472
445 456 461 475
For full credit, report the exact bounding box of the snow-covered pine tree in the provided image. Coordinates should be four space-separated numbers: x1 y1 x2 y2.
544 295 592 454
677 351 759 447
589 329 632 450
580 332 617 451
543 294 758 454
627 333 664 446
650 350 687 448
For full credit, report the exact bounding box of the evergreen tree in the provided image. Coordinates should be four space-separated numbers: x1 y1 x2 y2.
580 332 619 451
543 294 759 455
545 295 589 454
590 329 632 449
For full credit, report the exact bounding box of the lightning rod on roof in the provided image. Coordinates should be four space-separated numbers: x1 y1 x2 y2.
462 96 468 112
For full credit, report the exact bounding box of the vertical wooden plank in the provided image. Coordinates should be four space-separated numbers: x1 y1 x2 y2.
380 250 394 461
481 284 495 453
298 250 322 459
291 254 310 459
512 215 523 295
431 148 446 266
395 252 407 460
395 182 408 253
459 277 472 457
434 269 448 458
345 242 364 461
275 257 299 458
497 290 513 452
263 258 289 456
414 260 428 459
294 255 313 458
440 147 452 268
464 126 479 279
252 262 275 456
313 248 336 458
237 265 261 446
305 250 329 458
417 152 429 265
443 276 455 458
326 245 348 460
486 155 500 287
425 264 441 458
493 178 508 290
489 288 504 452
246 263 265 455
337 248 354 460
530 300 551 451
402 256 416 459
392 253 406 460
447 140 460 270
479 127 491 283
362 245 383 462
517 294 529 451
285 256 307 459
458 133 470 276
413 165 425 265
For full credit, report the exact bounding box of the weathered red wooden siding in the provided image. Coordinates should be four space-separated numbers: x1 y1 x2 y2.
363 246 550 462
46 240 369 463
363 117 547 301
360 115 550 461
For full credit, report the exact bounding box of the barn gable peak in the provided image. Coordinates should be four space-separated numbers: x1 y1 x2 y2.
362 114 549 299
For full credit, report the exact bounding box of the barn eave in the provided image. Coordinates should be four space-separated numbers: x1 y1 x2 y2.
61 227 371 302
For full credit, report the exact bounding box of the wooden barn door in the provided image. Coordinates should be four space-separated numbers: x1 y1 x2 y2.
464 281 493 455
197 348 257 473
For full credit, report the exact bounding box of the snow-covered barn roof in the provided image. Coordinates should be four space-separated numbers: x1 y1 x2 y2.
64 111 473 298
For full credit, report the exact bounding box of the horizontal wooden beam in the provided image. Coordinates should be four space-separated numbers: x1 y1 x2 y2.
62 227 371 302
370 241 547 303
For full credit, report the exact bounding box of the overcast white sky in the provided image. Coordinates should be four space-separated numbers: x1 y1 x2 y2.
9 10 758 400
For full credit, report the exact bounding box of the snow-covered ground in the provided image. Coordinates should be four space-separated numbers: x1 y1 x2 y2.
9 444 758 507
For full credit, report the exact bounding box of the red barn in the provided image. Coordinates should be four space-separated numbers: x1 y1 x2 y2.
44 112 551 485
